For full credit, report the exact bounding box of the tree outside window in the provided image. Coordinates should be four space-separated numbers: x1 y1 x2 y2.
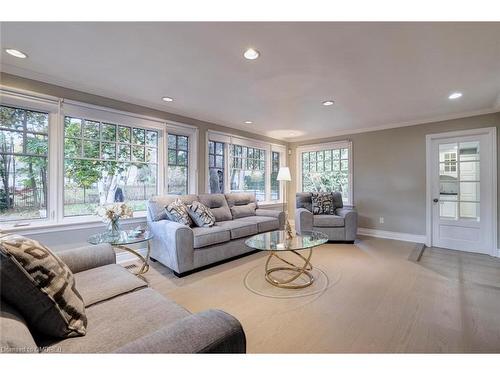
301 148 350 202
230 145 266 201
63 116 158 216
0 105 49 221
167 134 189 195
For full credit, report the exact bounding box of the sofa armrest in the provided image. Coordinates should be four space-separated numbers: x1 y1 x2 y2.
149 220 194 274
255 209 285 229
115 309 246 353
56 243 116 274
295 207 313 235
336 207 358 241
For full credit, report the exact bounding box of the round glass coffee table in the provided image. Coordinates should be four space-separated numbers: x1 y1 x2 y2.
88 229 154 275
245 230 328 289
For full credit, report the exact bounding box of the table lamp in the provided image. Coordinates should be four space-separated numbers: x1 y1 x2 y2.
277 167 294 239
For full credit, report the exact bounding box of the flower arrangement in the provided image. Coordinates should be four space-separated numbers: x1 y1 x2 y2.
96 203 133 234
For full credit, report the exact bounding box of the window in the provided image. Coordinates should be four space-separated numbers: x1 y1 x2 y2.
167 134 189 195
230 144 266 201
0 105 49 222
271 151 280 200
63 116 158 216
443 152 457 172
299 142 352 204
208 140 225 193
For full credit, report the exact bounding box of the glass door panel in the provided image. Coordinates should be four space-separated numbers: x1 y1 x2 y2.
438 142 480 221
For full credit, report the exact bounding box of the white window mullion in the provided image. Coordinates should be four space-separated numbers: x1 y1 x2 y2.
51 110 63 223
265 146 272 202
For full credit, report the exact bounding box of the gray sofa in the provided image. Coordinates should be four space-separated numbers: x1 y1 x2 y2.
147 193 285 277
295 192 358 243
0 243 246 353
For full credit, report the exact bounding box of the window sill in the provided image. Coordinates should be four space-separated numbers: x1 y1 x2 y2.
0 213 147 235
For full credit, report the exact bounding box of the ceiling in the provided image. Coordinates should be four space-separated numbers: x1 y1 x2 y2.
1 22 500 141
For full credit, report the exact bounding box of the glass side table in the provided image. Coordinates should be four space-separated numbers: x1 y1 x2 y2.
245 230 328 289
88 229 154 275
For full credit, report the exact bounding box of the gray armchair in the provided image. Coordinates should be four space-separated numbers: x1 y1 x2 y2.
295 192 358 243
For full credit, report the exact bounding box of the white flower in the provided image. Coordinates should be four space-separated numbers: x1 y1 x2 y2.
95 202 133 223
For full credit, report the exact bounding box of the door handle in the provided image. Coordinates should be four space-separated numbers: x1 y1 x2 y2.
433 198 439 203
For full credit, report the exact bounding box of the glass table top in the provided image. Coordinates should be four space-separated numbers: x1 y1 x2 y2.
245 230 328 251
88 229 154 246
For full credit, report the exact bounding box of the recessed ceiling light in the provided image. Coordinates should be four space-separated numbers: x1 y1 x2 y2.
243 48 260 60
244 121 253 124
448 92 463 100
5 49 27 59
322 100 335 106
162 97 174 102
289 132 296 136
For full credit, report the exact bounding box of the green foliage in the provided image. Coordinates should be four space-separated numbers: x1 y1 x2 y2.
65 159 102 189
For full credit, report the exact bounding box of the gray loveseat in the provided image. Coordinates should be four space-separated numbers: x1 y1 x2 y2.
147 193 285 277
0 243 246 353
295 192 358 243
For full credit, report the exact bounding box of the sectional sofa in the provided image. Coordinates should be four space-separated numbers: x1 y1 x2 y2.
0 243 246 353
147 193 285 276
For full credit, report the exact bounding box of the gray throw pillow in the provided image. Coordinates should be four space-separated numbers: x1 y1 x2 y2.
311 192 335 215
188 201 216 227
0 233 87 338
166 198 193 226
230 203 257 219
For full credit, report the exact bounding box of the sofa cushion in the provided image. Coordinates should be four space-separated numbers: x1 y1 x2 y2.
148 194 198 222
313 214 345 227
0 301 39 353
296 192 312 212
0 233 87 338
311 192 336 215
188 201 216 227
229 203 257 219
215 219 258 240
192 226 231 249
74 264 147 307
239 216 280 233
40 288 190 353
225 193 257 219
331 192 344 209
166 198 193 227
198 194 232 222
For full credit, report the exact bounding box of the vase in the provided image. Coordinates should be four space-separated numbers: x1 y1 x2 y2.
108 218 121 237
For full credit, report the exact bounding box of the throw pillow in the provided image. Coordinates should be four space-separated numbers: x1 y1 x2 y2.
230 203 257 219
166 198 193 226
188 201 216 227
0 233 87 338
311 192 335 215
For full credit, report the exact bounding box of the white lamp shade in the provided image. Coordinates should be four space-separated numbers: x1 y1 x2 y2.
277 167 291 181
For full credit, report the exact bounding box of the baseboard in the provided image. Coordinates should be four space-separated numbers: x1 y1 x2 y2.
357 227 426 244
116 247 148 265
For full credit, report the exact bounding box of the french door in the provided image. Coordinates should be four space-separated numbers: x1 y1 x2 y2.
429 128 496 254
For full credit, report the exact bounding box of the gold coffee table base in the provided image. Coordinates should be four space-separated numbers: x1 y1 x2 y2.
115 241 151 275
265 248 314 289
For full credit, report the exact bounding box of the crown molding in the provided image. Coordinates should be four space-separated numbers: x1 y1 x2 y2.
290 107 499 144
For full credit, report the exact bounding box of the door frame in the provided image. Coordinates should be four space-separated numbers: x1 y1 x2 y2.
425 127 497 256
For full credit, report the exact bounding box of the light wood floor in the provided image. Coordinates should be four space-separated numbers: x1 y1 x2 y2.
135 236 500 353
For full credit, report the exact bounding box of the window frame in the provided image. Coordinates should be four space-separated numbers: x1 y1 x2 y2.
0 88 198 231
62 114 161 217
296 140 353 205
206 130 286 205
208 140 225 194
0 89 59 225
167 133 189 195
